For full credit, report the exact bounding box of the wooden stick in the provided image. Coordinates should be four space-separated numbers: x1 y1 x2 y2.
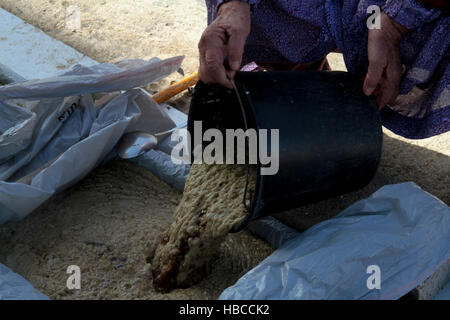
152 72 198 104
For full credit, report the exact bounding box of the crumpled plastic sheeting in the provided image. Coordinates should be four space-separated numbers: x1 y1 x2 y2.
0 99 37 160
0 264 49 300
0 63 26 84
220 182 450 300
0 56 183 99
0 57 182 225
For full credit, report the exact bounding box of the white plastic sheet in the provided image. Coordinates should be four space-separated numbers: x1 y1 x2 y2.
0 264 49 300
220 182 450 300
0 56 183 225
0 57 183 99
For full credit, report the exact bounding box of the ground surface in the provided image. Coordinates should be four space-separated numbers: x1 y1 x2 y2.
0 161 272 299
0 0 448 299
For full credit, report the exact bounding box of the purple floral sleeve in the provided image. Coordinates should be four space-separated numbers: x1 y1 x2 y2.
382 0 442 29
205 0 449 139
206 0 261 24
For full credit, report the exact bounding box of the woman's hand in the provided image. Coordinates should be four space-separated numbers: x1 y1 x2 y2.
198 1 251 88
363 12 408 109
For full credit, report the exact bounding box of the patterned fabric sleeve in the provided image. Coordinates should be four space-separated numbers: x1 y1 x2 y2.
382 0 442 29
207 0 261 24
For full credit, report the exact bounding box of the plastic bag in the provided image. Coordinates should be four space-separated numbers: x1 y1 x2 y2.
220 182 450 300
0 57 183 99
0 56 183 226
0 99 37 160
0 264 49 300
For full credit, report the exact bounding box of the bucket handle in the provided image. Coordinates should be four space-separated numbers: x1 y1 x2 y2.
228 76 254 213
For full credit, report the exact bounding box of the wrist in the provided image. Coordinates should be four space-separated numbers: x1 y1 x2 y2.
378 12 406 45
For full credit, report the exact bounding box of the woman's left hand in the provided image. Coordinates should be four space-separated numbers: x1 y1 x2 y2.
363 12 408 110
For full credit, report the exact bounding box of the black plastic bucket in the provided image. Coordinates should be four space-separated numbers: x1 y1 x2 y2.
188 71 382 232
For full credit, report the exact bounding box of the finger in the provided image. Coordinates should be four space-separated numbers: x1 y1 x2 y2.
368 82 386 110
376 79 396 110
363 61 384 96
364 30 387 96
372 85 382 98
226 31 246 72
386 56 402 101
374 75 392 110
376 95 384 110
198 34 212 83
376 90 390 110
199 45 222 83
377 63 402 109
198 29 232 88
206 49 231 88
226 69 237 80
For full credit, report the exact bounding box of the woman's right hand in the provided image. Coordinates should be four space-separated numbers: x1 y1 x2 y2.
198 1 251 88
363 12 408 109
